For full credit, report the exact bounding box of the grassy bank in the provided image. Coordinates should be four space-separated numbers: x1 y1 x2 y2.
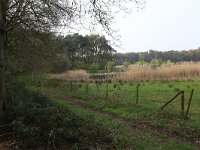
49 97 197 150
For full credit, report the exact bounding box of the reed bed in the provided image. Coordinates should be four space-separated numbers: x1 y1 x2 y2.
116 62 200 81
51 62 200 82
51 69 89 80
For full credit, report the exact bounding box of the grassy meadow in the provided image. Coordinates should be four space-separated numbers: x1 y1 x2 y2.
25 62 200 149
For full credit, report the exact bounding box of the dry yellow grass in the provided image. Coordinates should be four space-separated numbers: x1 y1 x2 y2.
51 69 89 80
51 62 200 82
116 62 200 81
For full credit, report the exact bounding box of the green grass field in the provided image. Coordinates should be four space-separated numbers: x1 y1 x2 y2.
26 75 200 149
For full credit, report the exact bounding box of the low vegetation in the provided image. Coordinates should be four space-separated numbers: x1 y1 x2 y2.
1 80 122 149
51 69 89 80
51 61 200 82
21 62 200 149
1 62 200 149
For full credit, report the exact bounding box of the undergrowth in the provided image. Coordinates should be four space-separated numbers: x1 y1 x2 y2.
4 80 118 149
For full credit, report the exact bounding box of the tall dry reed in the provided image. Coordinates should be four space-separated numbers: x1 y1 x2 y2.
51 69 89 80
116 62 200 81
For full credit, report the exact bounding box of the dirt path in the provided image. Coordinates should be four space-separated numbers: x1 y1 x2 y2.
42 92 200 148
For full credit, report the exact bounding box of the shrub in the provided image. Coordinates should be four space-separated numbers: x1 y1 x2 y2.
73 60 87 70
123 61 130 69
88 63 100 73
106 61 115 72
50 56 71 73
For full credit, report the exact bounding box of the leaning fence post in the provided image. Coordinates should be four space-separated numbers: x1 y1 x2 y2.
136 84 139 104
180 91 184 116
160 91 182 110
185 89 194 119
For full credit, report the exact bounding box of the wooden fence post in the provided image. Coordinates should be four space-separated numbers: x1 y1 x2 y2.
106 80 108 99
96 80 100 96
185 89 194 119
85 79 89 94
180 91 184 116
136 84 139 104
69 79 73 91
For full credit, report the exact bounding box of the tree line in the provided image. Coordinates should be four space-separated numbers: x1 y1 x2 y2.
7 28 200 75
6 30 115 74
53 33 116 73
114 48 200 65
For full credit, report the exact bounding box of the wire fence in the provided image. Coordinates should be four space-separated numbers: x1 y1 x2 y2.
42 77 200 120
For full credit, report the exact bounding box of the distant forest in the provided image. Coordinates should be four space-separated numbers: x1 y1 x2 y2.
113 48 200 65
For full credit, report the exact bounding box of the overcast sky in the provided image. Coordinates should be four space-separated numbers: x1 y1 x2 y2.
113 0 200 53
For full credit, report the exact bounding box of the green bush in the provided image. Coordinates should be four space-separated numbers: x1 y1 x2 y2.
50 56 71 73
73 60 87 70
150 59 163 69
88 63 100 73
123 61 130 69
106 61 115 72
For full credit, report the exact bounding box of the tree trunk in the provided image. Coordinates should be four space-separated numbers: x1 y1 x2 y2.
0 0 8 120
